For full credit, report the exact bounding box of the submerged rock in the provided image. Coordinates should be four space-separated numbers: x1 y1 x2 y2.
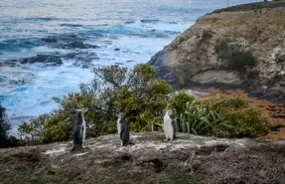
60 41 100 49
64 51 100 68
41 34 100 49
0 66 35 88
20 55 63 66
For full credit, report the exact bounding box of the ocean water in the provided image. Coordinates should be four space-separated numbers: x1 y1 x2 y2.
0 0 260 132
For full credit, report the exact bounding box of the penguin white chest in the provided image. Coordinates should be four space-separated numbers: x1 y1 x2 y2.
117 118 121 137
82 115 86 145
163 111 174 140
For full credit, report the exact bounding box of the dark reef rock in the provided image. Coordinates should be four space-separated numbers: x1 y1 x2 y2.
20 55 63 66
41 34 100 50
64 51 99 68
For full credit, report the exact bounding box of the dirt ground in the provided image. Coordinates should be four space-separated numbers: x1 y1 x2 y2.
198 88 285 140
1 132 285 184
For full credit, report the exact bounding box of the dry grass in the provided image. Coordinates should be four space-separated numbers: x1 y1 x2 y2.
1 132 285 184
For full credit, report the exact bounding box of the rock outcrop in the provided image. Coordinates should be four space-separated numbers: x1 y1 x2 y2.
149 1 285 94
1 132 285 184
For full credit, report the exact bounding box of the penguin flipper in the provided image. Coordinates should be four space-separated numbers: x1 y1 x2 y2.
120 127 125 141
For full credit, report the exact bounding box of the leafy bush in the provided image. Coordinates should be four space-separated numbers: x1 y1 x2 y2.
215 38 256 71
178 101 221 135
169 90 196 132
177 95 270 138
0 105 10 148
16 64 270 145
0 105 22 148
202 95 269 137
214 108 269 137
18 64 172 144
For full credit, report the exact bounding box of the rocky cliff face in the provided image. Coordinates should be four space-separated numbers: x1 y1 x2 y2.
149 1 285 92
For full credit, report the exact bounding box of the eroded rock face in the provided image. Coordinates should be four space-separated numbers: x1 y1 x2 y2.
149 2 285 91
1 132 285 184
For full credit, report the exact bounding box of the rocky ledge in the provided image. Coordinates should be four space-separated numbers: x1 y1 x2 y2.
149 1 285 102
1 132 285 184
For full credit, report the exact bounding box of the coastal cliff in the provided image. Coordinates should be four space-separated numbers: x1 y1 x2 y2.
149 1 285 98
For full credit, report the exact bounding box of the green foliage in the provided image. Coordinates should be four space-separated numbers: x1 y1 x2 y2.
201 95 269 137
114 64 172 132
169 90 196 132
16 63 270 145
169 90 195 116
202 95 248 111
177 95 270 138
18 64 172 144
214 108 270 137
0 105 22 148
215 38 256 71
0 105 10 148
178 101 220 135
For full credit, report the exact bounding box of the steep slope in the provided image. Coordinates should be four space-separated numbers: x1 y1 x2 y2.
149 1 285 95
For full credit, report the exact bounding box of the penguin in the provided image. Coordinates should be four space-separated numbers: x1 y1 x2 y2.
72 108 88 151
117 112 130 146
163 108 175 142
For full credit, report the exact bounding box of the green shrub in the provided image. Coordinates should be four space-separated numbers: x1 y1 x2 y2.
18 64 172 144
178 101 221 135
169 90 196 132
214 108 270 137
215 38 256 71
169 90 195 116
0 105 22 148
0 105 11 147
177 95 270 138
201 95 248 111
16 63 270 145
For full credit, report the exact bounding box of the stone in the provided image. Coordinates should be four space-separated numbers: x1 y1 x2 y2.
149 1 285 91
20 55 63 66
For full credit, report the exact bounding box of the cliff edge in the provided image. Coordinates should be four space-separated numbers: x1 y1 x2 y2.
1 132 285 184
149 1 285 101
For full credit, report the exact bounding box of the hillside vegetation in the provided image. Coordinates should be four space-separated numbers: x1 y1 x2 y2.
0 64 268 147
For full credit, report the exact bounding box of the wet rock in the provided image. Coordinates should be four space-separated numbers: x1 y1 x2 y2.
64 51 99 68
41 34 84 43
20 55 63 66
249 87 285 103
60 41 100 49
41 34 100 49
0 66 35 87
41 36 57 43
60 24 83 27
114 62 124 66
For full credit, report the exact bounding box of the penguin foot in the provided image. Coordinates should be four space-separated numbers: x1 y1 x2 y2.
128 142 135 145
162 138 169 142
71 145 83 152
